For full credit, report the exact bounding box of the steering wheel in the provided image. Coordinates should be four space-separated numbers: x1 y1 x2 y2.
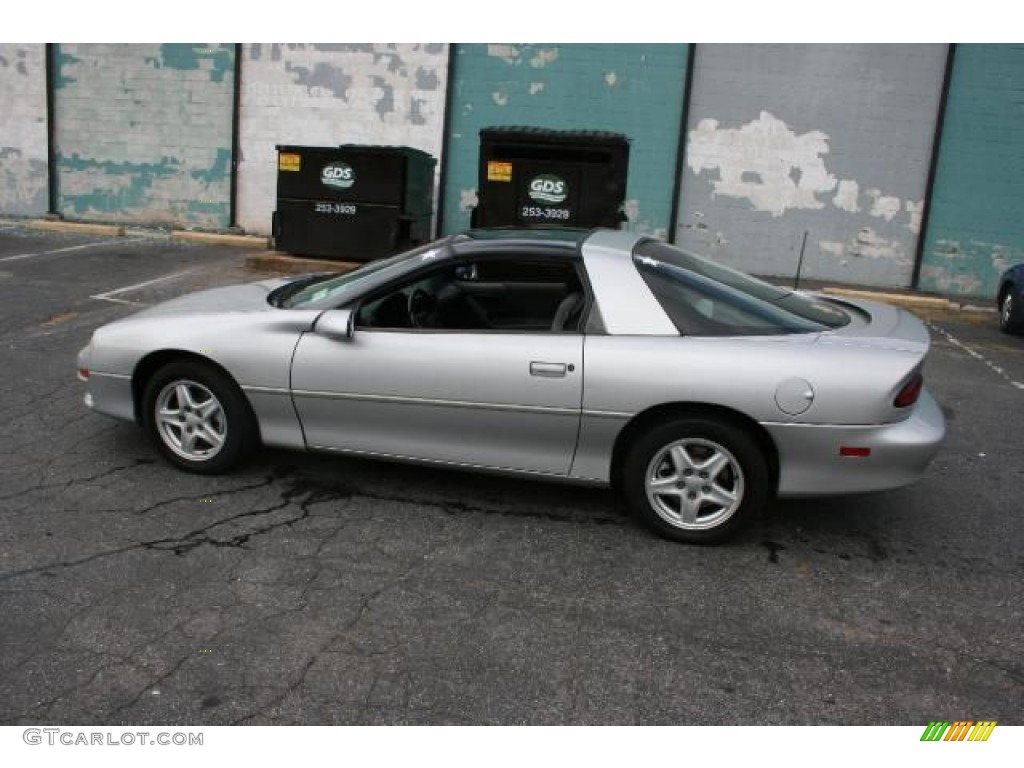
408 288 436 328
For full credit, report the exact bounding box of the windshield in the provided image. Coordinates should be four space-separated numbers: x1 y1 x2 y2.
274 240 451 309
634 240 850 335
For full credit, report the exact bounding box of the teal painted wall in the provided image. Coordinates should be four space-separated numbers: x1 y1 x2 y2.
441 44 689 236
53 44 235 228
919 45 1024 298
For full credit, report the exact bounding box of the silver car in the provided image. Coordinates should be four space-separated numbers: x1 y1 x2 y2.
77 229 946 543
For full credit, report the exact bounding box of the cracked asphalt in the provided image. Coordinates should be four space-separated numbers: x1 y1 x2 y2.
0 226 1021 725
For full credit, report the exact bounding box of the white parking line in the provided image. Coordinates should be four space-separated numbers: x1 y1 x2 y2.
92 296 146 306
928 321 1024 391
0 237 146 263
90 268 196 304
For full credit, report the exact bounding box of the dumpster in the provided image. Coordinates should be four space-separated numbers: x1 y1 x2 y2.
472 127 630 229
273 145 436 261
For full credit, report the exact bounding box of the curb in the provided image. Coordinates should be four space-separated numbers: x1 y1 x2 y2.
170 230 271 249
822 287 952 310
27 220 125 237
822 287 994 315
245 252 361 275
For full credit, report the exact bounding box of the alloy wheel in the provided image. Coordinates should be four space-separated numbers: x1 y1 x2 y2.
645 438 745 530
154 379 227 461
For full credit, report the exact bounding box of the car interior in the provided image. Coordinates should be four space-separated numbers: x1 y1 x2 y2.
355 257 587 333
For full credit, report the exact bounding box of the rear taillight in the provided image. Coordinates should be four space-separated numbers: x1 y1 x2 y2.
77 367 89 381
894 373 923 408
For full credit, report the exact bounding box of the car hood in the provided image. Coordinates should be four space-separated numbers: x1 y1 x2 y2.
121 277 292 319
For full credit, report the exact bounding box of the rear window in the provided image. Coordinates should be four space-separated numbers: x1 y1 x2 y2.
634 240 850 336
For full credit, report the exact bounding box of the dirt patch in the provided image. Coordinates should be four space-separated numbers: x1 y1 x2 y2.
42 311 79 326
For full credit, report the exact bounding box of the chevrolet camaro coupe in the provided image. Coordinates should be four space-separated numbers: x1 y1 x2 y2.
78 229 946 543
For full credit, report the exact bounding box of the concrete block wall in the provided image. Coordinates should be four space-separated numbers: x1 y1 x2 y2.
441 44 689 237
674 44 948 289
3 42 1023 302
53 44 235 228
919 45 1024 299
236 44 449 235
0 45 48 216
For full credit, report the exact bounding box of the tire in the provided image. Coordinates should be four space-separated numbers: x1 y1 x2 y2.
622 417 770 544
999 285 1024 335
142 360 258 474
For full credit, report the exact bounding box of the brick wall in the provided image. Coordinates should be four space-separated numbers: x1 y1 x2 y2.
0 45 48 216
236 44 449 235
53 44 235 228
919 45 1024 299
674 44 947 289
441 44 689 237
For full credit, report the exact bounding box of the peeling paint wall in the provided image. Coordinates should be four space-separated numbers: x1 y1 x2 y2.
236 43 448 235
919 45 1024 299
441 44 688 237
675 45 947 288
53 44 235 227
0 45 48 216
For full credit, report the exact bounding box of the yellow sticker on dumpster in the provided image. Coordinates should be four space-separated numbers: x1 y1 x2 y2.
487 161 512 182
279 153 301 172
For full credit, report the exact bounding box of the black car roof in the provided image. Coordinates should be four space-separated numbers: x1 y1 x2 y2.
447 230 586 260
450 227 592 257
459 227 590 244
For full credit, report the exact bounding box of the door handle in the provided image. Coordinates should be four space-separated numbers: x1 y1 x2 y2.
530 361 568 378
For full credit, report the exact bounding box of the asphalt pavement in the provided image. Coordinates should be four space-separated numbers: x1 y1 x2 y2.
0 225 1020 725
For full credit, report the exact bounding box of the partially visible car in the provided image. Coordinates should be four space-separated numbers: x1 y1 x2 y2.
997 263 1024 335
77 229 946 544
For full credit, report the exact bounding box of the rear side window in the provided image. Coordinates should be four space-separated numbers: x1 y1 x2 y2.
633 241 850 336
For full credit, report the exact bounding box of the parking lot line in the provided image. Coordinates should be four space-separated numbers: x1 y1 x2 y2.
928 321 1024 391
0 237 145 263
90 268 196 304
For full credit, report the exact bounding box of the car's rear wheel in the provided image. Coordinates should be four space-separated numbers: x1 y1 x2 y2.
622 417 769 544
999 285 1024 334
143 361 257 474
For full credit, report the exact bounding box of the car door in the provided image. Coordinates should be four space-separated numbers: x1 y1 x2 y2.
289 254 586 475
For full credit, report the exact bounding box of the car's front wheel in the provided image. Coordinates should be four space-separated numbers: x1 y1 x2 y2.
999 286 1024 335
142 360 258 474
622 417 769 544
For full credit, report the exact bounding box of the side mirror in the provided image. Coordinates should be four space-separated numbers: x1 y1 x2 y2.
316 309 355 340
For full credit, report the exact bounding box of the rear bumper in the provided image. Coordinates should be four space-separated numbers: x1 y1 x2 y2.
765 389 946 497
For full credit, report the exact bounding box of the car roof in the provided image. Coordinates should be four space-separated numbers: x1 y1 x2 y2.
460 226 590 244
448 227 587 259
450 227 648 260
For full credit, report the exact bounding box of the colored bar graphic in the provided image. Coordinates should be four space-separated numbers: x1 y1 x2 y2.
968 721 997 741
944 721 971 741
920 720 996 742
921 721 950 741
